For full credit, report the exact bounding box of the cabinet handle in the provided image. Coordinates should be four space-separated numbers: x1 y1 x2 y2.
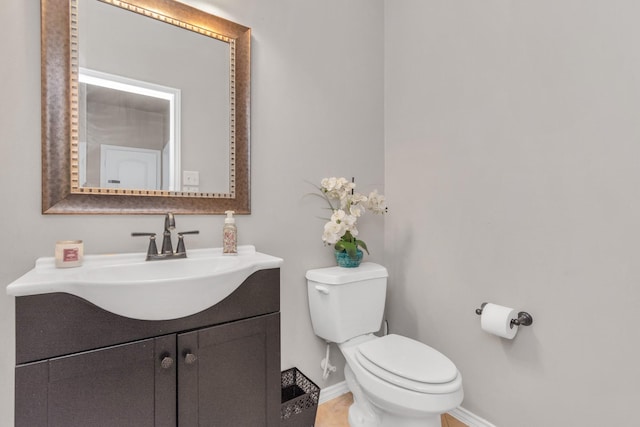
184 353 198 365
160 356 174 369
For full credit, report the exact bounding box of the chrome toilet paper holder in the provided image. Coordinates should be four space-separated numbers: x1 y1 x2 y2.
475 302 533 329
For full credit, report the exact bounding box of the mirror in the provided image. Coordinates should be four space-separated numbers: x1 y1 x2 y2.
41 0 251 214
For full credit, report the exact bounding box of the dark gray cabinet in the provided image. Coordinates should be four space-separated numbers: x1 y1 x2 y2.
14 269 281 427
178 315 280 426
17 335 175 427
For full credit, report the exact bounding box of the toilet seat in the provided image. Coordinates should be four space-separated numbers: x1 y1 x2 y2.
355 334 461 394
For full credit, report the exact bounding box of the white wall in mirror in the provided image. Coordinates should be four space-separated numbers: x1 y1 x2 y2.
78 0 231 194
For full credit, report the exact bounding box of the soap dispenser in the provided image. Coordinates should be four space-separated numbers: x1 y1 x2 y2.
222 210 237 255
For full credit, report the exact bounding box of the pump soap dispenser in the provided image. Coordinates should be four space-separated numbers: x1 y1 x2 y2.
223 210 237 255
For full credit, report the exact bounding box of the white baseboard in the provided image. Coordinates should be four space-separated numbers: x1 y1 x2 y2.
449 406 496 427
318 381 496 427
318 380 350 404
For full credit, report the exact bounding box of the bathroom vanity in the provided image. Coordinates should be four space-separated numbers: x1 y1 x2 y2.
9 248 282 427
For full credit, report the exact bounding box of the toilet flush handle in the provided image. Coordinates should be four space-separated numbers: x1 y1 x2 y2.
315 285 330 295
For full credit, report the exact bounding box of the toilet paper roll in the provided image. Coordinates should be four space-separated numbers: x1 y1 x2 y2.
480 303 518 339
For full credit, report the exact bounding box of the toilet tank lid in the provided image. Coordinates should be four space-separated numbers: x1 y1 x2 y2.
306 262 388 285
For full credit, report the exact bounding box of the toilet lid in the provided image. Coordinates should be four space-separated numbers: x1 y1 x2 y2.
356 334 458 385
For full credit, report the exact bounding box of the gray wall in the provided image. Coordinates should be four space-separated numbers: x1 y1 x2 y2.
0 0 384 424
385 0 640 425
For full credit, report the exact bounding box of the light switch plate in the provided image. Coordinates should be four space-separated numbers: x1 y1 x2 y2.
183 170 199 185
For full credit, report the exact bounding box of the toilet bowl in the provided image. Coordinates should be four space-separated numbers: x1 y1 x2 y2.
340 334 463 427
306 263 464 427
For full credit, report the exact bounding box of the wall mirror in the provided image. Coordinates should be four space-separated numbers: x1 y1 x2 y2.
42 0 251 214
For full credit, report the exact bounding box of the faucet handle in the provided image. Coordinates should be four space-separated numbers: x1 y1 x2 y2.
176 231 199 255
164 212 176 230
132 232 158 258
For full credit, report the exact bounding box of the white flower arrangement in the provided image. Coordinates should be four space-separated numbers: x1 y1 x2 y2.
314 177 387 259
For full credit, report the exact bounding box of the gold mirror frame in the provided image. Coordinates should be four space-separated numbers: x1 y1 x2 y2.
42 0 251 214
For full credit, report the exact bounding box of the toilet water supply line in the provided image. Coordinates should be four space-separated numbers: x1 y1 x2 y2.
321 343 337 380
319 321 389 380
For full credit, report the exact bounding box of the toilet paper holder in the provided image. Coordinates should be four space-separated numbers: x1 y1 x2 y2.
475 302 533 329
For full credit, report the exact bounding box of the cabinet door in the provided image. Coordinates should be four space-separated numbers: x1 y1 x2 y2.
15 335 176 427
178 313 280 427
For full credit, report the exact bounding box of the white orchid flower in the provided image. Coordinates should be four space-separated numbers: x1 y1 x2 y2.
315 177 387 260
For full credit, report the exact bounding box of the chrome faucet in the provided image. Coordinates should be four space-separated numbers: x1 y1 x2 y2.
132 213 199 261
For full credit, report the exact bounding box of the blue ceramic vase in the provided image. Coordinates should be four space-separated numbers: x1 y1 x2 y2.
335 249 363 268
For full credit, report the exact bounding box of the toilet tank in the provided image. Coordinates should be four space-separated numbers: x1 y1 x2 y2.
306 262 388 343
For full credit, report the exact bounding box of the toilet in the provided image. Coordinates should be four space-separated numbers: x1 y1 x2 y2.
306 263 463 427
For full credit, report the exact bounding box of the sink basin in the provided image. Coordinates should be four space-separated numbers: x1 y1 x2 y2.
6 245 283 320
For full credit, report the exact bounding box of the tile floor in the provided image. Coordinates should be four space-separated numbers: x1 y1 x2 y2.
315 393 468 427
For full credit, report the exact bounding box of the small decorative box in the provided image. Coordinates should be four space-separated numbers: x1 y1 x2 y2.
55 240 84 268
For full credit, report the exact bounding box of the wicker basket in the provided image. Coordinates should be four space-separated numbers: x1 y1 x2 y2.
281 368 320 427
